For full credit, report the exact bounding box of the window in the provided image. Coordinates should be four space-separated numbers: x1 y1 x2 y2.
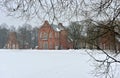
103 43 105 49
49 32 52 38
7 44 9 48
16 45 19 49
12 44 15 49
43 32 48 40
40 32 42 39
55 41 58 46
40 42 42 48
40 32 48 40
55 32 59 38
43 42 48 49
49 41 52 48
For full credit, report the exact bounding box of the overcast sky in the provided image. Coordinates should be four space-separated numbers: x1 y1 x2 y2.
0 10 42 28
0 0 87 28
0 12 70 28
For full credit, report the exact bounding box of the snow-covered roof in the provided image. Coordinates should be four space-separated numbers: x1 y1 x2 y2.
40 21 66 32
51 24 65 32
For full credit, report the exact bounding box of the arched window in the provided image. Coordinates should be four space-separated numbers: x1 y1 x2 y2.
49 41 52 48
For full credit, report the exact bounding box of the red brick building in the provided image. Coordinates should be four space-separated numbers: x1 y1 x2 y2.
99 26 120 51
38 21 68 49
6 32 19 49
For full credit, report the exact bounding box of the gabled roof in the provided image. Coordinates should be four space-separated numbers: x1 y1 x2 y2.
40 20 65 32
51 24 65 32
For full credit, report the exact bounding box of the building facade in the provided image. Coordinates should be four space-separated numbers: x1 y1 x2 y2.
99 26 120 51
6 32 19 49
38 21 68 49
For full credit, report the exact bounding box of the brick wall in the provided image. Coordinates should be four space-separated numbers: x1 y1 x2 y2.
38 21 68 49
6 32 19 49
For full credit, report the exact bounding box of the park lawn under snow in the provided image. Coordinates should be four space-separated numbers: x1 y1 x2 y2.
0 49 120 78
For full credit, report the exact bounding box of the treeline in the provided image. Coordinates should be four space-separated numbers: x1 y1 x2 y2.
0 23 38 49
0 19 120 50
67 19 120 51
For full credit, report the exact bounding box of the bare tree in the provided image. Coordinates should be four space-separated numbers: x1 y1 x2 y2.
67 22 83 49
0 23 9 48
0 0 91 22
0 0 120 78
0 0 119 21
17 23 32 49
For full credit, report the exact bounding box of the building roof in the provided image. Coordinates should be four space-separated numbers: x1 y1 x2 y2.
51 24 65 32
40 21 66 32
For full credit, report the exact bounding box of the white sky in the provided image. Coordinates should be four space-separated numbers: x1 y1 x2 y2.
0 0 89 28
0 10 42 28
0 12 70 28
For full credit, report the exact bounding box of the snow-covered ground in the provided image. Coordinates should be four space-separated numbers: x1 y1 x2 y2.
0 49 119 78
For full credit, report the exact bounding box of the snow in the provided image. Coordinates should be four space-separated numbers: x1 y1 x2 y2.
0 49 119 78
51 24 65 32
56 28 61 32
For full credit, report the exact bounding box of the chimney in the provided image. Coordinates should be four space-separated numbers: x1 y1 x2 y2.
43 20 49 26
58 23 65 30
58 23 63 26
45 20 49 24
